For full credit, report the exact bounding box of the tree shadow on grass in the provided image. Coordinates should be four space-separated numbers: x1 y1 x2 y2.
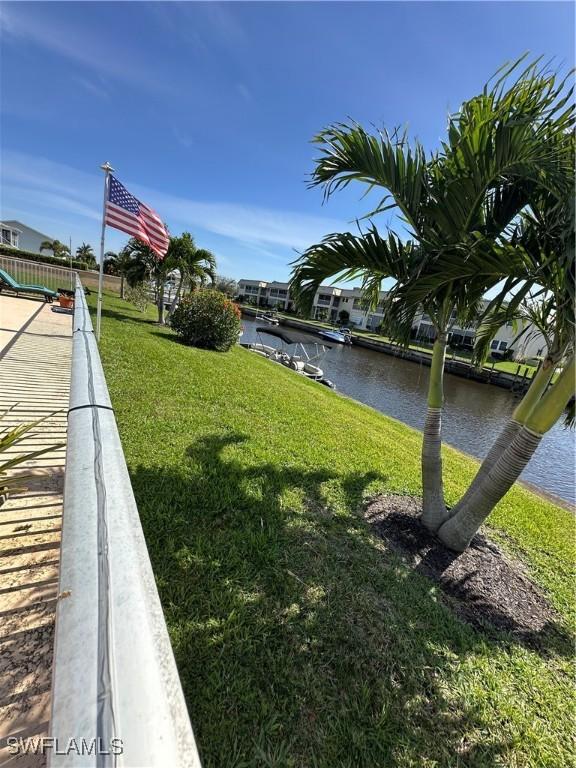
98 305 158 325
128 432 569 768
149 329 188 345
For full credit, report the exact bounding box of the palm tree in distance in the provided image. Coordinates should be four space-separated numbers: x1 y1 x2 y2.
122 238 170 323
76 242 96 268
103 251 119 275
214 275 238 297
166 235 216 320
39 239 70 259
121 233 216 324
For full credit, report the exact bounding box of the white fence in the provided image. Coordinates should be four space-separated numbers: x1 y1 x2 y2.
0 254 74 293
49 277 201 767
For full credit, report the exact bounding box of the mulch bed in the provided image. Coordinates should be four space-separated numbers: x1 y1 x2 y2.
364 494 566 649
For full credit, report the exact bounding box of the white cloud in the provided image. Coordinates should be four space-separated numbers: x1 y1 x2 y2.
0 5 172 95
172 127 194 150
1 150 346 255
72 76 110 101
236 83 253 103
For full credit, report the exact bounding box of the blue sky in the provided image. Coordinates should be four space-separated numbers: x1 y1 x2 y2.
0 1 573 281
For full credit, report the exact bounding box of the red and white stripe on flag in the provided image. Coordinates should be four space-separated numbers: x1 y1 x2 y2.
104 175 170 258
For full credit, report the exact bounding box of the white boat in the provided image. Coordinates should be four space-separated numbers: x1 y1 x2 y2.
242 327 335 387
255 313 280 325
279 353 323 380
318 328 352 344
250 342 277 358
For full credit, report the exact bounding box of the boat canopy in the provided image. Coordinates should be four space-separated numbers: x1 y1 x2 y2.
255 326 332 349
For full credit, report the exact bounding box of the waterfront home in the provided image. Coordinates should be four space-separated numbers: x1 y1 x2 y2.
237 278 546 361
0 220 60 255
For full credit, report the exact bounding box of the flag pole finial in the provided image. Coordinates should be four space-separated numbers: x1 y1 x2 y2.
100 161 114 173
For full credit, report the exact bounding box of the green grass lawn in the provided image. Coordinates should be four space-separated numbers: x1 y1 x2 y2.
95 292 574 768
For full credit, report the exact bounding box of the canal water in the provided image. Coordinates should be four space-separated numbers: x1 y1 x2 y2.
241 316 575 504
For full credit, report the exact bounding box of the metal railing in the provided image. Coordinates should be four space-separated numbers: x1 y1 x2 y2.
49 276 201 767
0 253 74 293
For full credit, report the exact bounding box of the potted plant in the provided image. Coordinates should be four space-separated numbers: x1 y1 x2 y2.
58 292 74 309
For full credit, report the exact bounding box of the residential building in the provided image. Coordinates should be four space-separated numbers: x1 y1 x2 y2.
1 221 21 249
238 279 346 321
413 306 546 360
1 219 58 254
237 277 546 360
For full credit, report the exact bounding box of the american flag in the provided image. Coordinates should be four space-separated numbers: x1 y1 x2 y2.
104 175 169 258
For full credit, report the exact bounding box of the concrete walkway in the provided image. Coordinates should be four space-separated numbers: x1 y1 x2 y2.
0 295 72 767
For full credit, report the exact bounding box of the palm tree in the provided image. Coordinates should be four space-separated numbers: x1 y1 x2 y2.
114 248 134 299
122 238 172 324
166 235 216 320
290 57 573 536
103 250 118 275
435 188 575 550
75 242 96 268
214 275 237 297
39 239 70 259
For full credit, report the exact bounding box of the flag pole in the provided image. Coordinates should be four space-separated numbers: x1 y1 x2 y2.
96 161 114 341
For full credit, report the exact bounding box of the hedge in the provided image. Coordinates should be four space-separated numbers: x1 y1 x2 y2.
0 243 90 272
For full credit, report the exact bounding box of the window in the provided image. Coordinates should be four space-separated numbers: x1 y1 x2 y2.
244 285 260 294
490 340 499 350
1 229 11 245
332 296 340 307
498 341 508 351
317 293 332 306
269 288 287 298
352 298 363 310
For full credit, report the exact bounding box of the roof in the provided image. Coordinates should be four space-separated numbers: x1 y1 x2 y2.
3 220 55 241
0 221 22 233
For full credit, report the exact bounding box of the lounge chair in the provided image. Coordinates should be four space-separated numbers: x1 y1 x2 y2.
0 267 58 302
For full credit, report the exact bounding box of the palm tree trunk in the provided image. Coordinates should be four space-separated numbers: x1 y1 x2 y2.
120 274 125 300
438 356 575 551
421 332 450 532
446 358 556 519
156 275 165 324
167 275 183 321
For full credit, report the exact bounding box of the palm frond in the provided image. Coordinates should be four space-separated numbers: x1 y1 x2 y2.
289 226 415 314
310 122 429 235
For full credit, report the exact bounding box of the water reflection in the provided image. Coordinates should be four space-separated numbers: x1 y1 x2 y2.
241 316 575 503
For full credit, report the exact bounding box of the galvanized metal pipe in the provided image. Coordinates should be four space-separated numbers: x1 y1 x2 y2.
49 277 201 767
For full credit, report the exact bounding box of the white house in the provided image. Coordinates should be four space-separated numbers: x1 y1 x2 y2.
0 222 21 249
238 279 345 321
238 277 547 361
0 220 58 254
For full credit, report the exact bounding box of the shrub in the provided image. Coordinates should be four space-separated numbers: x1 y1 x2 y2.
338 309 350 324
171 289 241 351
125 283 150 313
